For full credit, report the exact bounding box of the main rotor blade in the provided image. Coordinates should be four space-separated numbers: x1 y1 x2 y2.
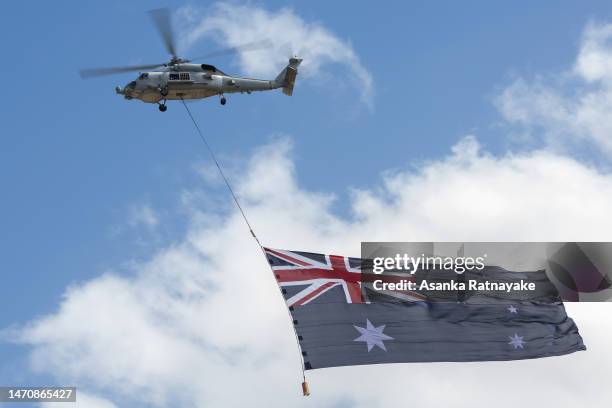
79 63 163 79
148 8 177 59
189 39 273 61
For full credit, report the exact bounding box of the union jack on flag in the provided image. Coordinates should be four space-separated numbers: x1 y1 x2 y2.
265 248 364 307
265 248 425 307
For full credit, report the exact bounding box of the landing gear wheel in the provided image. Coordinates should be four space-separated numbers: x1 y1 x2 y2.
220 96 227 105
158 104 167 112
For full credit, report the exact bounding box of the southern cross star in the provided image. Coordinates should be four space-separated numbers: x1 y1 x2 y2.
353 319 394 352
508 333 525 349
507 305 518 314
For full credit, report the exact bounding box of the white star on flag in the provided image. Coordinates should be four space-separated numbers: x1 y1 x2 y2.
353 319 394 352
508 333 525 349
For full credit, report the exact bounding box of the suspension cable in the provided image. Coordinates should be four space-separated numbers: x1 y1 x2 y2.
179 97 308 390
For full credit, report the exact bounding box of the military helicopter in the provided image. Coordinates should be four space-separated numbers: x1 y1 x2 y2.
80 8 302 112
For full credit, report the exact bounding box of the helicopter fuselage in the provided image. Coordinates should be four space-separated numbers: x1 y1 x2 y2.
115 63 280 103
80 8 302 111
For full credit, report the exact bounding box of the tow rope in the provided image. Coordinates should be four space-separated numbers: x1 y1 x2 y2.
179 97 309 395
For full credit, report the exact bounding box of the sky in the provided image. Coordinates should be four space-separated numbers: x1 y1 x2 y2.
2 1 612 407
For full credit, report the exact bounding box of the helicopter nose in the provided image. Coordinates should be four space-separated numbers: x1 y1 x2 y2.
115 86 124 95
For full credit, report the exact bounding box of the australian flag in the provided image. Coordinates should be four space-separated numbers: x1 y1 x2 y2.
265 248 586 370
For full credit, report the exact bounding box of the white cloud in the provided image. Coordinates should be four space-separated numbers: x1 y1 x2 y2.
496 22 612 155
7 136 612 407
41 391 117 408
575 22 612 83
128 203 159 229
178 2 374 107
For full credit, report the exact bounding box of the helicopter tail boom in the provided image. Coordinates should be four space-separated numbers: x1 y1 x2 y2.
275 57 302 96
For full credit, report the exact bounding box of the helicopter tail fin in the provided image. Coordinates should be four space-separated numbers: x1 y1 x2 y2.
275 57 302 96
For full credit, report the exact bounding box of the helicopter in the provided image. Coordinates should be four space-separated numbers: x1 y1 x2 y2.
80 8 302 112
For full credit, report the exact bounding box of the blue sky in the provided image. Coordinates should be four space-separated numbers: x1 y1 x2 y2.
3 1 612 407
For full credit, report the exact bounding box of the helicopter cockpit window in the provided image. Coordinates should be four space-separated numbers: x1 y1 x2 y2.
138 73 149 80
